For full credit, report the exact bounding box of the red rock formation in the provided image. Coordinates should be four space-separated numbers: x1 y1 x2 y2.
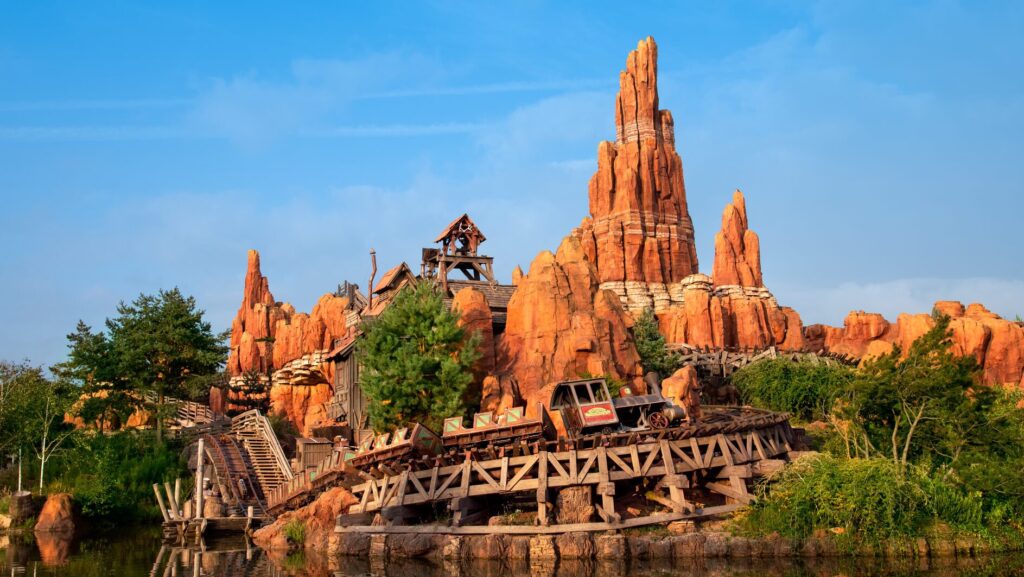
574 37 698 311
452 286 496 380
225 250 356 434
712 190 762 287
661 365 702 421
810 301 1024 386
253 486 357 552
480 374 521 414
656 189 803 351
496 234 644 413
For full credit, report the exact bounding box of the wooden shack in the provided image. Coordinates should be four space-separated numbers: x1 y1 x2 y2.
321 214 516 445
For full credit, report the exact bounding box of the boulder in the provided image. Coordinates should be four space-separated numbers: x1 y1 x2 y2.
34 493 76 534
252 487 358 552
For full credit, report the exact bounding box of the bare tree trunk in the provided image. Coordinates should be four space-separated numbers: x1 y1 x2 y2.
901 405 926 468
157 391 164 444
39 427 47 492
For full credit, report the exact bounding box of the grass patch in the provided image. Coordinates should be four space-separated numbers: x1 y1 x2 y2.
283 518 306 546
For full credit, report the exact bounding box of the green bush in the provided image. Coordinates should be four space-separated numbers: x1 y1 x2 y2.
732 358 852 420
53 431 186 522
738 454 986 541
283 518 306 545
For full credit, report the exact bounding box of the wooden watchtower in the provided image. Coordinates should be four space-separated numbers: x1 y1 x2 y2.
422 214 496 292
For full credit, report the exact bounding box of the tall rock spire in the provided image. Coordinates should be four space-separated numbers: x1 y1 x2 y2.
577 37 698 311
712 190 763 287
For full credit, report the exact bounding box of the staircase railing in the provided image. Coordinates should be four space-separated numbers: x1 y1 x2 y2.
230 409 294 486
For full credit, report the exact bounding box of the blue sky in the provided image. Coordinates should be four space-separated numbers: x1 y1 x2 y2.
2 1 1022 367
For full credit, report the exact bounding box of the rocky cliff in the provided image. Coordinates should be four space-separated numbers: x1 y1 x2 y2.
656 190 803 351
496 235 644 413
223 250 355 434
808 301 1024 386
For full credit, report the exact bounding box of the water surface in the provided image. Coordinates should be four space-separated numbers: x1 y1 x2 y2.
2 531 1023 577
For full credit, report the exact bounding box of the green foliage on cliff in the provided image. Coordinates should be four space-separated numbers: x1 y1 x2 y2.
358 281 481 432
632 308 680 379
732 358 852 420
283 518 306 545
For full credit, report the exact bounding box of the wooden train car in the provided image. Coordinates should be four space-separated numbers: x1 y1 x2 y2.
441 406 554 451
346 423 443 470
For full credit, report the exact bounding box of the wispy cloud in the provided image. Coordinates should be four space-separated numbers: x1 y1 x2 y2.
359 78 606 99
0 125 196 141
0 122 485 141
0 98 192 112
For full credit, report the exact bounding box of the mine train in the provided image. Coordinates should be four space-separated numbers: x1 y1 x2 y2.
346 377 712 470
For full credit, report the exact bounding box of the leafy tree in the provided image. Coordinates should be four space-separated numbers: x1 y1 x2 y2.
0 362 76 490
358 281 480 432
632 308 680 378
52 321 138 431
836 313 983 469
56 288 228 442
732 358 853 420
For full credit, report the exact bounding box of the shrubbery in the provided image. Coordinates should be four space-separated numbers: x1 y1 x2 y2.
738 315 1024 544
738 454 985 541
52 431 186 522
732 358 852 420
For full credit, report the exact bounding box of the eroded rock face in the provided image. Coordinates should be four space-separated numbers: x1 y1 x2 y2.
712 190 762 288
574 37 698 312
809 301 1024 386
452 286 496 381
253 487 358 552
496 235 644 413
225 250 356 434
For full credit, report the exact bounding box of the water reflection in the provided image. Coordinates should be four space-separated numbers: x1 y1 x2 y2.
2 532 1024 577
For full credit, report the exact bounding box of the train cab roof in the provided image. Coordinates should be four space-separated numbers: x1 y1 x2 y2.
549 378 612 410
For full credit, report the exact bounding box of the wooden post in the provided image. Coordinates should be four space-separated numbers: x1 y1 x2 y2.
174 478 182 517
195 438 205 519
164 482 180 520
537 451 548 526
660 441 686 513
153 484 170 522
596 447 618 523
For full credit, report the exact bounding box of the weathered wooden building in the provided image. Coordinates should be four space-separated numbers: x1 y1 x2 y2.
319 215 514 444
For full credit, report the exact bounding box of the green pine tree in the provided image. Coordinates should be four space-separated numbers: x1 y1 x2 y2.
632 308 681 379
358 282 481 432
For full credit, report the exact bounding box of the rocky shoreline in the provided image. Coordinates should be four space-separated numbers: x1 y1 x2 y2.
326 527 1018 562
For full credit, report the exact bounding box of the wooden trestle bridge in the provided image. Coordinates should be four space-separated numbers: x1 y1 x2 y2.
264 406 798 533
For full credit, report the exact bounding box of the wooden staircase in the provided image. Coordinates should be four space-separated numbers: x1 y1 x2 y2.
229 410 293 499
